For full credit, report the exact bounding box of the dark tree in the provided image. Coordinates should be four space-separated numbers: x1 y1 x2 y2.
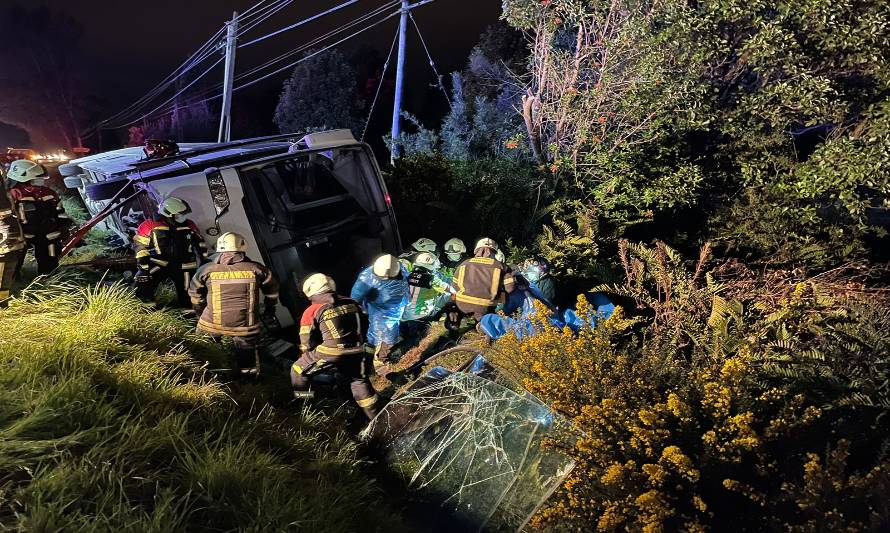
274 48 358 135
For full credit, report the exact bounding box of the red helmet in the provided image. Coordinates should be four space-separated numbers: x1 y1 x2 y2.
143 139 179 160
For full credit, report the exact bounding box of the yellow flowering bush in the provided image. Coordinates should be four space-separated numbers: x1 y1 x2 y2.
488 243 890 531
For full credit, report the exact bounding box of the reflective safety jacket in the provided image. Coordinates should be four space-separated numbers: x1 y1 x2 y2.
133 218 207 272
403 267 454 321
0 182 25 256
8 184 71 240
299 293 366 357
453 254 515 316
189 252 279 337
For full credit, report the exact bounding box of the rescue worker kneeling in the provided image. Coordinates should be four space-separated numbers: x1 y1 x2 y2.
188 232 279 376
292 273 379 420
453 237 515 319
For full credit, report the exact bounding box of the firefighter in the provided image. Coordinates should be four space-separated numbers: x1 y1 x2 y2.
441 237 467 280
403 252 454 321
0 174 26 305
398 237 438 266
6 160 72 274
453 237 515 319
351 254 409 363
188 232 279 376
133 197 208 307
291 273 379 419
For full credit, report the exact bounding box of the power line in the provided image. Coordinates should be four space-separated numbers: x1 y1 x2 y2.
118 3 401 127
362 26 400 141
238 0 359 49
409 12 451 108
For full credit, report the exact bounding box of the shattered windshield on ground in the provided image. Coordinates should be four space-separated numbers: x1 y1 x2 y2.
363 356 575 532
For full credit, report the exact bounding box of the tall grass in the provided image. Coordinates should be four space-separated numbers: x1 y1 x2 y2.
0 278 403 531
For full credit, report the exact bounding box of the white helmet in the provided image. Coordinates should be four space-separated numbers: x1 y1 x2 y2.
411 238 437 254
373 254 401 278
443 238 466 261
303 273 335 298
474 237 499 252
414 252 440 270
158 197 190 218
7 160 47 183
215 232 248 253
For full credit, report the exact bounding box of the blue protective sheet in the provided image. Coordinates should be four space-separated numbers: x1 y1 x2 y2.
479 291 616 341
350 264 410 346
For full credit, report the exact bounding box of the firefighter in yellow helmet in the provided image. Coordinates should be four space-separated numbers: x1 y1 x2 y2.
133 197 208 306
452 237 515 319
6 159 72 274
291 273 379 419
188 232 279 376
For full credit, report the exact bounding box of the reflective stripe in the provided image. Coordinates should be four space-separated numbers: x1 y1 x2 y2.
265 292 279 299
176 226 192 231
150 258 169 266
45 231 62 240
247 281 256 327
207 270 255 280
299 325 312 335
135 250 150 258
321 304 360 320
291 362 303 374
40 195 55 201
16 196 35 201
0 290 9 299
299 344 311 352
293 391 314 399
152 230 163 255
149 266 161 274
469 257 495 265
134 235 151 245
324 319 342 338
47 243 56 257
356 395 378 408
489 270 499 299
211 283 221 324
316 344 363 356
183 271 191 290
456 293 494 306
180 262 198 269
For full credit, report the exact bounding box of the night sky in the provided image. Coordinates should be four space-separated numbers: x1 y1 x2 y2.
4 0 503 150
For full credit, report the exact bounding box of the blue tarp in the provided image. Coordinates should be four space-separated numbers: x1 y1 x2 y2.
351 264 410 346
480 291 616 341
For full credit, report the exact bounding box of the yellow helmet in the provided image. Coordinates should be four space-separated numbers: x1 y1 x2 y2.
7 159 47 183
215 232 248 253
158 197 190 218
302 273 335 297
474 237 499 252
411 237 437 253
373 254 401 278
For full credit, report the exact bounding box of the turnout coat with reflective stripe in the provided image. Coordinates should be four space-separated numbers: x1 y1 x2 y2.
453 254 515 316
133 218 207 271
189 252 279 337
299 293 365 357
8 184 70 238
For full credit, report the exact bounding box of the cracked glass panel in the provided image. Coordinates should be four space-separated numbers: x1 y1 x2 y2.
363 358 575 532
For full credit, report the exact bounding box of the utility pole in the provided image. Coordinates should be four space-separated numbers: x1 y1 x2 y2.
218 12 238 143
390 0 409 164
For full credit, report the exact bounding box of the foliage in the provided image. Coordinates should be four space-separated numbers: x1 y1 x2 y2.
488 242 890 531
274 48 359 135
0 278 404 531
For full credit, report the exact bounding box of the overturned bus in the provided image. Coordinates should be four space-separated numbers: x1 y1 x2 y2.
60 130 401 327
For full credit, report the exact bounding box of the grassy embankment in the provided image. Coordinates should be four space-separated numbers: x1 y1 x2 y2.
0 278 404 531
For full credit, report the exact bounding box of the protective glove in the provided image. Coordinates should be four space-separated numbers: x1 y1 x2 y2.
134 269 151 283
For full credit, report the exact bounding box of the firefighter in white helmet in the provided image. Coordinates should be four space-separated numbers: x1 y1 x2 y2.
189 232 279 376
441 237 467 280
291 273 379 419
133 197 208 306
6 160 72 274
351 253 409 363
398 237 438 267
452 237 515 319
403 251 455 321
